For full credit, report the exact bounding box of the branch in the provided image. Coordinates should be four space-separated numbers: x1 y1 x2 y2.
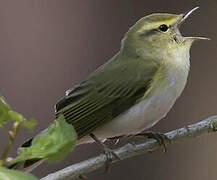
0 121 20 165
41 115 217 180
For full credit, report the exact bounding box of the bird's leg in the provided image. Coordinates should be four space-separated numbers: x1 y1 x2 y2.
134 131 169 153
108 132 169 152
89 133 120 171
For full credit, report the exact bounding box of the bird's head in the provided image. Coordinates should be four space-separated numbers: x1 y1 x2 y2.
121 7 209 59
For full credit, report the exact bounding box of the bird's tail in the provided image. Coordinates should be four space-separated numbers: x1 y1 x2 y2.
8 137 44 172
8 128 48 172
9 114 77 172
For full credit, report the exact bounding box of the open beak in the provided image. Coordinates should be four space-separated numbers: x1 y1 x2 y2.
177 7 199 27
177 7 210 41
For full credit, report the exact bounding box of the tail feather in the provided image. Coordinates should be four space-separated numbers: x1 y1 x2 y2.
9 158 44 172
8 137 43 172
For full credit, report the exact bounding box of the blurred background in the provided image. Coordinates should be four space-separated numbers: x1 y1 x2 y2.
0 0 216 179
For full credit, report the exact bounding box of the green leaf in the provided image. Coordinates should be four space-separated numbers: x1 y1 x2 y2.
0 95 37 129
14 115 77 163
8 111 26 123
0 167 38 180
0 96 11 127
21 118 37 130
8 111 37 130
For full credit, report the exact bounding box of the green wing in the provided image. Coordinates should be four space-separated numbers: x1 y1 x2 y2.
55 58 159 139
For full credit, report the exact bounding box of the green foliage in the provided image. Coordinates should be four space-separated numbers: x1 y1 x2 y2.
0 96 11 127
0 96 37 129
8 111 37 130
0 167 38 180
13 115 77 163
0 94 77 179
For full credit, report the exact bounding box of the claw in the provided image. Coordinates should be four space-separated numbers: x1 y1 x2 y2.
114 138 120 145
103 147 120 172
107 137 120 145
108 135 124 144
136 131 169 153
90 133 121 172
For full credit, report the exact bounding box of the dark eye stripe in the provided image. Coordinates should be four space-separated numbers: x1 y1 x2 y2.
139 29 158 37
139 24 169 38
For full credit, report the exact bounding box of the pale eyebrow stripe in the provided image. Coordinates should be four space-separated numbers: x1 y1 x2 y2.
136 18 174 34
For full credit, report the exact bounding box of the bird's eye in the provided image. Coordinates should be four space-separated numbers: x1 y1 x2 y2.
159 24 168 32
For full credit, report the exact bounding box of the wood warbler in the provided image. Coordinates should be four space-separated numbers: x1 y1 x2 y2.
56 7 208 144
14 7 209 170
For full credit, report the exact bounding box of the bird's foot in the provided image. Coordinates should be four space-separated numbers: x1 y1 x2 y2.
90 133 121 172
103 146 120 171
135 131 169 153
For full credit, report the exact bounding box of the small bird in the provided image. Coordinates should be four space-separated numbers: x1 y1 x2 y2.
55 7 208 145
15 7 209 170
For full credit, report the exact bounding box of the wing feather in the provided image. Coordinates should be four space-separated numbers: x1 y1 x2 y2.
55 59 159 139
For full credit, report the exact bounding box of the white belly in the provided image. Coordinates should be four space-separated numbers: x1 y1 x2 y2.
78 68 189 144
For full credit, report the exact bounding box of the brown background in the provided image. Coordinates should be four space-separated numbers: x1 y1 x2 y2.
0 0 217 179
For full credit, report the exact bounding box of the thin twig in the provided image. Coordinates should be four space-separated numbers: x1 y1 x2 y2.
0 121 20 165
41 115 217 180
